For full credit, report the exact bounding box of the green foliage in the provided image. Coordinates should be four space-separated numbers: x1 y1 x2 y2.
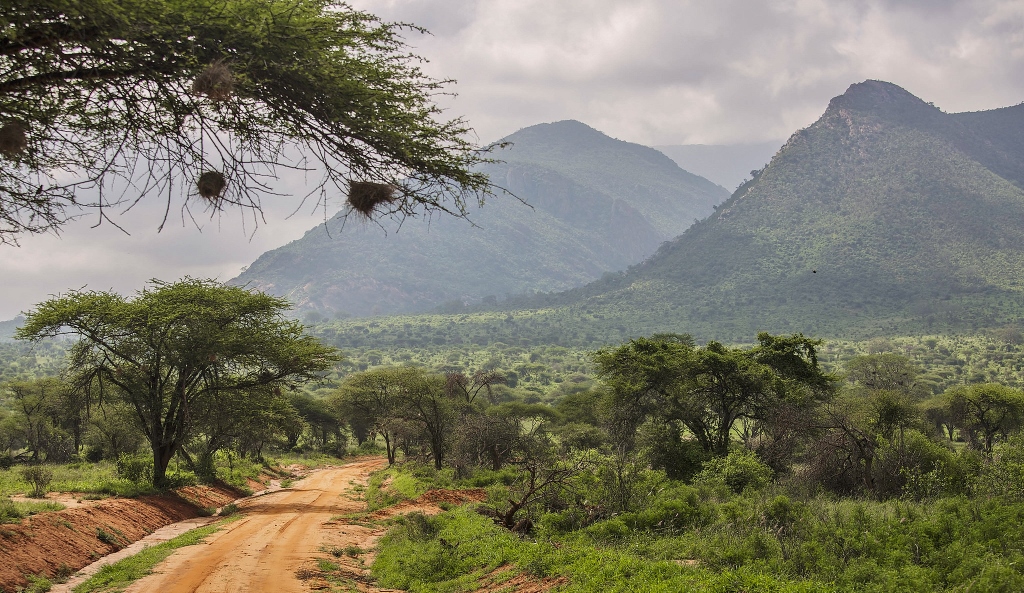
976 434 1024 499
696 449 773 494
945 383 1024 452
1 0 493 242
594 333 834 457
20 465 52 497
17 278 339 486
0 461 159 498
96 526 129 548
0 496 63 523
218 503 240 517
21 574 52 593
115 454 152 485
373 487 1024 593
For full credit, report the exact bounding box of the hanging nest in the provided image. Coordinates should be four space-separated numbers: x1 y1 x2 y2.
192 60 235 102
0 122 28 158
347 181 397 217
197 170 227 201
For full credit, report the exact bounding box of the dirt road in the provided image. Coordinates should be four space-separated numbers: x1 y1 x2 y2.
124 457 388 593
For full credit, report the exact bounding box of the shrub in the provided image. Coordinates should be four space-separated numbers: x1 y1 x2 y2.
115 453 152 485
976 434 1024 500
23 574 52 593
0 496 24 523
696 449 773 493
0 453 13 470
21 465 54 498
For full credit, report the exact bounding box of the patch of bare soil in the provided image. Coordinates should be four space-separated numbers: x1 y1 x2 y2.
173 483 241 510
473 567 568 593
8 492 103 510
367 487 487 521
3 461 561 593
122 458 389 593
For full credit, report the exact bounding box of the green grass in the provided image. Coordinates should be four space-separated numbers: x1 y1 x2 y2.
71 516 240 593
370 463 1024 593
0 496 65 523
364 465 447 512
0 462 158 498
263 451 347 470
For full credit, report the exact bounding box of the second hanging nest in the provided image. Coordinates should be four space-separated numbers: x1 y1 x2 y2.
0 122 28 158
192 60 235 102
197 171 227 201
348 181 398 217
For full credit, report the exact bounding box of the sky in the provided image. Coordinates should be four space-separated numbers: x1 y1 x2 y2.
2 0 1023 320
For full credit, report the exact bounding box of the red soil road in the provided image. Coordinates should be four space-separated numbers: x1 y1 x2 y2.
124 457 389 593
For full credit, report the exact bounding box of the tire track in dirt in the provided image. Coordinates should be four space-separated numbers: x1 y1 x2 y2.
123 458 387 593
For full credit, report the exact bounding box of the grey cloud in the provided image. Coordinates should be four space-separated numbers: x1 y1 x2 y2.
352 0 1024 145
4 0 1022 318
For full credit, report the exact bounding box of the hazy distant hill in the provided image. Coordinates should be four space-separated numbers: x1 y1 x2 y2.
653 142 781 190
0 316 22 342
233 121 728 317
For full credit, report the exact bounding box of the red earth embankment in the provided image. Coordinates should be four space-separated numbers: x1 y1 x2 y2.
0 484 239 591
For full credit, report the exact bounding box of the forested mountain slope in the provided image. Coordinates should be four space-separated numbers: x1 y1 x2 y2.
232 121 727 317
556 80 1024 340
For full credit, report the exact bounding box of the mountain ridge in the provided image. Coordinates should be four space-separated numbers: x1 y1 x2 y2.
232 120 729 317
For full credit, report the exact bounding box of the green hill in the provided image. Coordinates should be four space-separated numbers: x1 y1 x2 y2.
312 80 1024 349
232 120 728 316
555 80 1024 340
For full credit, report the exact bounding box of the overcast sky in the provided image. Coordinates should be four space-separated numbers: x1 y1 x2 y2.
2 0 1022 319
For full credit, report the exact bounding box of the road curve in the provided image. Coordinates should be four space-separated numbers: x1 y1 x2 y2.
125 457 388 593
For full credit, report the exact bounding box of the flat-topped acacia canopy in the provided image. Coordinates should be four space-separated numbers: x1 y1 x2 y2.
0 0 495 243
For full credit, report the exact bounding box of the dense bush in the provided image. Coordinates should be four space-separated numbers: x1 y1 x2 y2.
115 453 152 485
695 449 773 493
20 465 53 497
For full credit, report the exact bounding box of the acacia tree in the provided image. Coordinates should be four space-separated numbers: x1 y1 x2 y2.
335 367 421 465
0 0 496 242
3 378 74 461
594 333 835 457
399 369 461 470
16 278 339 486
945 383 1024 453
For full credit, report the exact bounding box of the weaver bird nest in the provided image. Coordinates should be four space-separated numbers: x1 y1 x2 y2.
193 60 235 102
197 171 227 201
0 122 28 158
348 181 398 217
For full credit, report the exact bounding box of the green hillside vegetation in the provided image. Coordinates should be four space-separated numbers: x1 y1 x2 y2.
353 334 1024 592
305 82 1024 343
549 81 1024 341
232 120 727 317
227 80 1024 354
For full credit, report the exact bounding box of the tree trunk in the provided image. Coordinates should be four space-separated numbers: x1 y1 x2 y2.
383 432 396 465
152 442 176 488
